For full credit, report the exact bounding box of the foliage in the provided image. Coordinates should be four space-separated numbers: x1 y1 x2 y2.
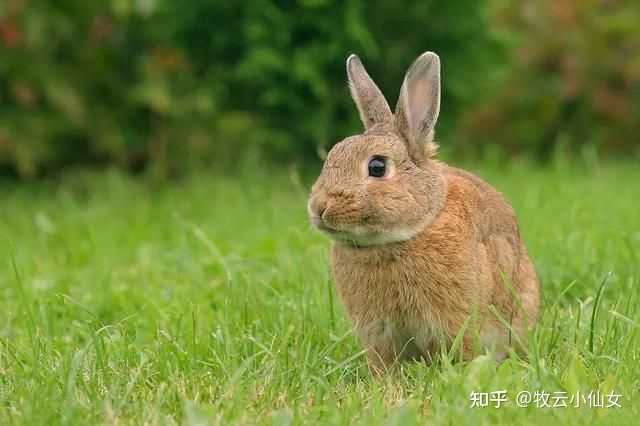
461 0 640 158
0 0 497 177
1 161 639 424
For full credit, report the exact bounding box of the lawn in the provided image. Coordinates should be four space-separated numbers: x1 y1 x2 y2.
1 159 639 425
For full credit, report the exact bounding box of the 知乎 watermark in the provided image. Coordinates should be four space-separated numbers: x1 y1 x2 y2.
469 390 622 408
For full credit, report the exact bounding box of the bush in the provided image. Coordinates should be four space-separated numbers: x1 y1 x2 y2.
0 0 498 177
460 0 640 159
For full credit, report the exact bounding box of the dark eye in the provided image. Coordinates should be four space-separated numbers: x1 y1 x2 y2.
368 156 387 178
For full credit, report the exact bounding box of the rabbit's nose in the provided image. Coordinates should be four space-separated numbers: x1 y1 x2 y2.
317 204 327 219
309 195 327 221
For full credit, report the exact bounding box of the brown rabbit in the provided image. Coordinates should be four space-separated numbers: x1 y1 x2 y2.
308 52 540 374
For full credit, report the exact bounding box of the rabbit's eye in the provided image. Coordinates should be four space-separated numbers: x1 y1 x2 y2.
368 156 387 178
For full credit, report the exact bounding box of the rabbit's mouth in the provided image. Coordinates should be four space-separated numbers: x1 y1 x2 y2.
311 215 421 247
311 215 357 239
311 215 343 235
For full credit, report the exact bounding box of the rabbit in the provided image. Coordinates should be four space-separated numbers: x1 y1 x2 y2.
308 52 540 374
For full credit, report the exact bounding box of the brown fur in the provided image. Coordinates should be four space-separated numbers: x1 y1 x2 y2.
308 52 540 374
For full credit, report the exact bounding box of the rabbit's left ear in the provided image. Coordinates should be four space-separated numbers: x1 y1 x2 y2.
395 52 441 162
347 54 393 130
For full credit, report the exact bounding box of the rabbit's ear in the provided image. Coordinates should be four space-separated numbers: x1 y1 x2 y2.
347 54 393 130
395 52 441 161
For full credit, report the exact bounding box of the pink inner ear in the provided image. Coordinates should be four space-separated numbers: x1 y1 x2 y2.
409 78 428 128
408 75 438 136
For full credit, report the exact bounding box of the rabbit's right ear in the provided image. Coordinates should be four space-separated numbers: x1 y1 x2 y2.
347 54 393 130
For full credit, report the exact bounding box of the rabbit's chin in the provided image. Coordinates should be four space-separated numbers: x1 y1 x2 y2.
322 223 424 247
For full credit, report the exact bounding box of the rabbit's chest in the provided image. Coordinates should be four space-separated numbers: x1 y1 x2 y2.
331 247 445 323
334 259 443 356
332 255 453 359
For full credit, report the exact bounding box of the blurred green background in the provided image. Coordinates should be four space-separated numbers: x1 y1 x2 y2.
2 3 640 424
0 0 639 178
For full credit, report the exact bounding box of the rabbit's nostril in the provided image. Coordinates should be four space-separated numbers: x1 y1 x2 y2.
311 196 327 218
309 196 327 224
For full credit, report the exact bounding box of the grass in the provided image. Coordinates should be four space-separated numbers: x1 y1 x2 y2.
1 158 639 425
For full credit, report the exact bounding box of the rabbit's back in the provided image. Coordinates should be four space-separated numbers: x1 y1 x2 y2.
441 165 540 329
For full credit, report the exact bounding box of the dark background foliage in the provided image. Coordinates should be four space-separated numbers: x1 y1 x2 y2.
461 0 640 159
0 0 638 178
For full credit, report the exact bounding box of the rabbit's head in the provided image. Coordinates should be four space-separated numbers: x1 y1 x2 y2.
309 52 447 247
